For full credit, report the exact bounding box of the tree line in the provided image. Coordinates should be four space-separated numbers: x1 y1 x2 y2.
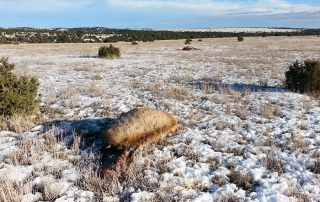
0 27 319 44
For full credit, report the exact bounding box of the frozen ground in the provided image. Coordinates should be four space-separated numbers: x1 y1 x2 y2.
0 36 320 201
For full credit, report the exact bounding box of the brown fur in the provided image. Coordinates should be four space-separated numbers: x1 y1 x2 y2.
101 108 178 150
182 46 199 51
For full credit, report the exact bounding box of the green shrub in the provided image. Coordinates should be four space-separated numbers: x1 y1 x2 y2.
285 60 320 95
98 44 121 59
237 36 244 41
0 57 40 116
185 39 192 44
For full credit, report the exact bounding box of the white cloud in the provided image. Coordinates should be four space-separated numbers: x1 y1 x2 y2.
106 0 320 16
0 0 92 12
107 0 240 13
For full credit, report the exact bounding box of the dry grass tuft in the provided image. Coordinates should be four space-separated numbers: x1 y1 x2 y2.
287 135 307 152
309 159 320 174
0 179 27 202
211 176 228 186
216 119 229 130
0 114 42 134
274 104 282 116
259 138 279 147
235 104 247 120
73 66 93 72
285 181 312 202
164 85 195 100
259 104 274 119
5 136 46 166
262 151 284 173
217 192 243 202
92 74 102 80
88 82 105 97
208 156 220 171
228 171 254 190
300 120 308 130
227 147 244 156
41 179 61 201
301 98 311 110
59 84 78 100
77 160 117 198
311 150 320 158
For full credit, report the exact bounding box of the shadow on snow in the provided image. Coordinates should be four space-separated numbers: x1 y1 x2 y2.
187 82 289 93
42 117 122 173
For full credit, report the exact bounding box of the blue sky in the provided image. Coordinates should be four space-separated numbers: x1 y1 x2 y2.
0 0 319 28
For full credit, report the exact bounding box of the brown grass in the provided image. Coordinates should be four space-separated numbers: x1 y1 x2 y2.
0 179 25 202
235 104 247 120
301 98 311 110
262 151 284 173
0 128 83 202
228 171 254 190
260 104 274 119
274 104 282 116
300 120 308 130
211 175 228 186
0 114 43 134
259 138 279 147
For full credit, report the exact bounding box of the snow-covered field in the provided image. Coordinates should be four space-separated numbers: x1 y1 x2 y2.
162 28 298 33
1 36 320 201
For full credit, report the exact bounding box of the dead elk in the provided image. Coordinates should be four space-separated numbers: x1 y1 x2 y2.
182 46 199 51
101 108 178 150
99 108 178 176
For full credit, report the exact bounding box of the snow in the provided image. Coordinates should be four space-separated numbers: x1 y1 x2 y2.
1 36 320 201
131 191 155 202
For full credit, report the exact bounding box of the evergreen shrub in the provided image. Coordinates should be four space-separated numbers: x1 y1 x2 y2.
185 39 192 44
98 45 121 59
0 57 40 116
285 60 320 95
237 36 244 41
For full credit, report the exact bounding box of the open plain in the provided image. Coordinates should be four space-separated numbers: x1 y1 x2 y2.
1 36 320 201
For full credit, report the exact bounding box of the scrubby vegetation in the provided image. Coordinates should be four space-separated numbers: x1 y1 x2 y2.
98 45 121 59
185 39 192 44
0 57 40 116
285 59 320 95
1 27 320 44
237 36 244 41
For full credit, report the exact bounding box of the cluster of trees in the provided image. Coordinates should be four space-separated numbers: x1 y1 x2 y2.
103 29 320 43
0 27 320 44
0 27 116 44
